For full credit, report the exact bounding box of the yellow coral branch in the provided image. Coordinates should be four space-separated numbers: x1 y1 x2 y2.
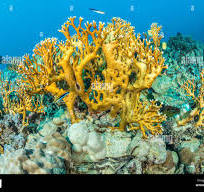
177 70 204 128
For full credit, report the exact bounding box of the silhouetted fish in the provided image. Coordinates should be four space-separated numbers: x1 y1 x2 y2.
89 8 105 15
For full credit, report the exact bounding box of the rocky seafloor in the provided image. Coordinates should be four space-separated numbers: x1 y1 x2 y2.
0 106 203 174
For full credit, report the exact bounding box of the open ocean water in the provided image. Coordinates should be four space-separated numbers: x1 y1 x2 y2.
0 0 203 58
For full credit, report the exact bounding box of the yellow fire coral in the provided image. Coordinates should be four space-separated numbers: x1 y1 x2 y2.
0 72 14 115
13 17 167 138
0 72 44 126
177 70 204 128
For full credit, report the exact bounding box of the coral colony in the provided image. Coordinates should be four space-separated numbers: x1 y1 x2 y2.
2 17 167 137
0 17 203 174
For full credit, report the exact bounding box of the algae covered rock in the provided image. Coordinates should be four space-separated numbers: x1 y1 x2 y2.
128 133 167 164
144 150 179 174
178 143 204 174
0 149 26 174
104 130 132 158
152 75 187 108
148 137 167 164
39 121 58 137
0 132 72 174
38 109 71 137
177 138 200 152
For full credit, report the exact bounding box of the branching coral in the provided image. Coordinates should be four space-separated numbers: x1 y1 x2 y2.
13 17 167 138
0 72 15 115
0 72 44 126
95 19 167 137
128 95 164 138
177 70 204 128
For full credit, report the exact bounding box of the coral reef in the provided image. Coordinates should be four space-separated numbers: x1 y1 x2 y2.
0 102 201 174
0 17 203 175
7 17 167 138
152 33 204 109
0 109 170 174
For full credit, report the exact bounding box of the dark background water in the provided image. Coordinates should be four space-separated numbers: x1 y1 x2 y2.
0 0 204 57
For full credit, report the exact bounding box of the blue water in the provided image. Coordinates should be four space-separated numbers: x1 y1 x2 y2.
0 0 204 57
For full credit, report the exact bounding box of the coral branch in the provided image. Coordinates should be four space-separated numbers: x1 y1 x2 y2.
177 70 204 128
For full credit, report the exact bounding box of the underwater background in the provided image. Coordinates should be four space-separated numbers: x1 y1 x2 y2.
0 0 204 57
0 0 203 175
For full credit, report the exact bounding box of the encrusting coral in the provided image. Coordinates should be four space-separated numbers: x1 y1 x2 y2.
5 17 167 138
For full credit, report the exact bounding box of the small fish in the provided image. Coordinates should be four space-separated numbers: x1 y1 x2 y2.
89 8 105 15
162 42 167 50
148 30 152 37
55 92 69 103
